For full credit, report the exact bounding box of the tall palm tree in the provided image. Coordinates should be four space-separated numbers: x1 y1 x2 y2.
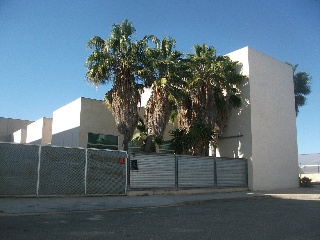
142 37 185 152
178 44 245 156
85 19 147 151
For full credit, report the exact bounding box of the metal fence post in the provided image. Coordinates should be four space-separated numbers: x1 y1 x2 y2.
245 159 249 187
175 155 179 188
214 157 217 187
126 153 130 191
85 149 88 195
127 153 130 192
36 145 42 197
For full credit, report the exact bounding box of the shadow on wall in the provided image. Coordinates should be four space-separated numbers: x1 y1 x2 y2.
51 127 80 148
1 134 12 143
217 74 251 159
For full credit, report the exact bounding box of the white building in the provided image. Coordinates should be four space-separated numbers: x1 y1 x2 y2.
0 47 299 190
51 97 126 149
26 117 52 144
217 47 298 190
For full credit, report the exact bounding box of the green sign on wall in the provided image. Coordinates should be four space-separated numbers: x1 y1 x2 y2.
87 132 118 150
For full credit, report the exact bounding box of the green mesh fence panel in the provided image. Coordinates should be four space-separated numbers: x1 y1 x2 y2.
86 149 127 195
0 143 38 195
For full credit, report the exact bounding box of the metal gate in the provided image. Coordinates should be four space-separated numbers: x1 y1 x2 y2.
128 153 247 189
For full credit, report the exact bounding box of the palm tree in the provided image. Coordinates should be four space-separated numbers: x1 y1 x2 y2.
212 55 244 133
142 37 185 152
290 64 311 116
177 44 245 156
85 19 147 151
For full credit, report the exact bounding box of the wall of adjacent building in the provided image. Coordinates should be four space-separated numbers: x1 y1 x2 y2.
51 98 81 147
13 128 27 143
26 117 52 144
78 97 124 149
0 117 33 142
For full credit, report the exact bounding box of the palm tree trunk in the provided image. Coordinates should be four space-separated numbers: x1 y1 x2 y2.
143 135 153 152
144 86 173 153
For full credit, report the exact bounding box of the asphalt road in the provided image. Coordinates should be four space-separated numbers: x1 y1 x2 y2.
1 197 319 240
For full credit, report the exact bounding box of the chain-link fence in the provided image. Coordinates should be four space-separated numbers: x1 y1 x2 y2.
0 142 127 196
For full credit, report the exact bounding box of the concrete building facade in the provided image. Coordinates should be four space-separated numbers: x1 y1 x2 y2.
51 97 175 150
217 47 298 190
51 97 125 149
25 117 52 145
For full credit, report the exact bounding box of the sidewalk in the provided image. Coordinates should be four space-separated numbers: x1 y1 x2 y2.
1 186 319 216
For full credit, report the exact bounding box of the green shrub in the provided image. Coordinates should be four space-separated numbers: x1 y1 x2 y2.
299 177 312 188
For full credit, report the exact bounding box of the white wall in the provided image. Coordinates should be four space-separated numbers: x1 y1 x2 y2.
300 174 320 183
13 129 27 143
217 47 252 158
217 46 298 190
26 117 52 144
51 97 153 149
26 118 43 144
51 98 81 147
141 88 152 107
249 47 298 190
51 97 134 149
217 47 253 187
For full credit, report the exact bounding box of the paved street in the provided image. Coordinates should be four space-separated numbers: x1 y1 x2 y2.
1 197 320 240
1 187 320 239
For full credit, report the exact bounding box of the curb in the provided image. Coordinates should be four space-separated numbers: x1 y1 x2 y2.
126 187 249 196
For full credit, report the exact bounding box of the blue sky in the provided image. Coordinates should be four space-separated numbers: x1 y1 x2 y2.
0 0 319 154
